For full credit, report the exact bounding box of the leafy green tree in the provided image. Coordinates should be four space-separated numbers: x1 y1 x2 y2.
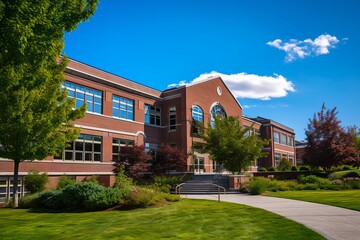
0 0 98 207
277 158 292 171
24 171 48 193
304 104 357 173
195 115 268 174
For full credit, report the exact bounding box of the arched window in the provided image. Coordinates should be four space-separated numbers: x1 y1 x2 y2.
191 105 203 134
210 103 227 127
192 105 203 122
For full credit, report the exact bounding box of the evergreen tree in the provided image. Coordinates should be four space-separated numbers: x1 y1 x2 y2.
0 0 98 207
304 104 356 173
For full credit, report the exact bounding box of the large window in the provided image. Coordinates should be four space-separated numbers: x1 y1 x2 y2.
169 107 176 131
281 133 287 145
145 105 161 126
210 103 227 127
55 134 102 162
112 95 134 120
274 131 280 143
62 81 102 114
112 138 134 161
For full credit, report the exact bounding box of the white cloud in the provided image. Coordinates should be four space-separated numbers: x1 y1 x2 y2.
168 71 295 100
267 34 343 62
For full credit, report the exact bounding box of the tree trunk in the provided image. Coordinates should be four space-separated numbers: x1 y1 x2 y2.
12 160 20 208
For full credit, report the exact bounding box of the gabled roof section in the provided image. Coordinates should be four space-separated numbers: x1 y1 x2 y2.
185 75 243 110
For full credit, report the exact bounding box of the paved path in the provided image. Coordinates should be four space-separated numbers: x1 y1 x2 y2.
181 194 360 240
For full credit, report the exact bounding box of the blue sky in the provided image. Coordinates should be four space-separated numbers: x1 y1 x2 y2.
63 0 360 140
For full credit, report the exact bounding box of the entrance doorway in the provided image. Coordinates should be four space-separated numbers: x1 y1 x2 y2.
194 157 205 174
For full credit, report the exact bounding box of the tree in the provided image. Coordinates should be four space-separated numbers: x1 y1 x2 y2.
152 144 187 175
303 104 357 173
196 115 268 174
113 145 149 180
277 158 292 171
0 0 98 207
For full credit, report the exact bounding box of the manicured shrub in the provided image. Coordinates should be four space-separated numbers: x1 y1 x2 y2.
258 167 267 172
343 172 360 179
153 175 184 193
38 190 64 209
245 177 271 195
342 165 352 171
24 171 48 194
84 187 121 211
57 175 76 190
291 166 298 171
343 178 360 189
268 167 276 172
19 193 41 209
61 182 110 210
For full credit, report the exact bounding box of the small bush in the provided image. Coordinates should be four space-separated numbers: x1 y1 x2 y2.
297 175 330 185
24 171 48 194
342 165 352 171
291 166 298 171
82 175 99 184
57 175 76 190
19 193 41 209
277 158 292 171
299 166 310 171
258 167 267 172
343 178 360 189
245 177 271 195
127 187 157 208
84 187 121 211
268 167 276 172
153 175 184 193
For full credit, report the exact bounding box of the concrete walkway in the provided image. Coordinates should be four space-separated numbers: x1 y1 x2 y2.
181 194 360 240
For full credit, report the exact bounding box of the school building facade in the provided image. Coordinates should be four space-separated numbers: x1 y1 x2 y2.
0 59 295 201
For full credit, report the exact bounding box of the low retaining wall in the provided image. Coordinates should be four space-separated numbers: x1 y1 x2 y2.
229 175 251 190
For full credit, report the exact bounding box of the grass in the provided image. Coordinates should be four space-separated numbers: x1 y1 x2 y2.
0 199 324 240
265 190 360 211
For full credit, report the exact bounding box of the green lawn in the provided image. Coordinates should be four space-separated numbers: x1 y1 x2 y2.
0 199 324 240
266 190 360 211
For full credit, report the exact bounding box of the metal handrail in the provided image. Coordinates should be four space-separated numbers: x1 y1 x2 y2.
175 182 226 202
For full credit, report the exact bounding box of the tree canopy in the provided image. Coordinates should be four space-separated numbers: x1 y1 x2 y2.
303 104 357 172
0 0 98 206
195 115 268 174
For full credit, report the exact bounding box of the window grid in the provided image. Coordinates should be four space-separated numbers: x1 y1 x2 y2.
275 153 281 167
112 95 134 120
145 105 161 126
62 81 102 114
56 134 102 162
281 133 287 145
112 138 134 161
192 105 203 122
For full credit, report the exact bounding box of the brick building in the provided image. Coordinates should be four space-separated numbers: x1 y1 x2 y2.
0 59 296 202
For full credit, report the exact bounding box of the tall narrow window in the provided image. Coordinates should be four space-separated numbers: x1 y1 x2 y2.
274 131 280 143
62 81 102 114
112 95 134 120
192 105 203 134
275 153 281 167
281 133 287 145
287 136 294 147
144 105 161 126
169 107 176 131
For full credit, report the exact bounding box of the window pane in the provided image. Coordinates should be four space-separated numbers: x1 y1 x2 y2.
113 108 119 117
75 141 83 151
94 143 101 152
85 152 92 161
75 152 83 161
94 154 101 161
94 104 101 113
85 142 92 151
112 145 119 153
65 152 73 160
76 99 84 108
